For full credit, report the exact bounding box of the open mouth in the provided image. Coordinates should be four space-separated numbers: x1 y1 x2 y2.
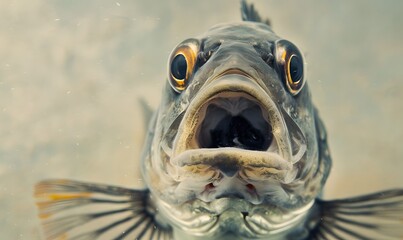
196 92 273 151
169 73 294 176
166 72 306 205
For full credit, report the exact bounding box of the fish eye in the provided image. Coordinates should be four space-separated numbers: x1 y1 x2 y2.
275 40 305 95
171 54 187 80
168 39 199 93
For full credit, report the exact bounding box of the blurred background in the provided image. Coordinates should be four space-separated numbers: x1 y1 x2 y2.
0 0 402 239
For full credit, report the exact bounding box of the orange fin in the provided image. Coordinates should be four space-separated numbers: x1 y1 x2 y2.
34 179 172 240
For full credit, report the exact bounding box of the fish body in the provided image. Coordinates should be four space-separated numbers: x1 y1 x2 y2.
141 20 328 240
34 1 403 239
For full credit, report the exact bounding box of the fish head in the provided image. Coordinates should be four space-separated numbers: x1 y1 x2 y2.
141 21 332 238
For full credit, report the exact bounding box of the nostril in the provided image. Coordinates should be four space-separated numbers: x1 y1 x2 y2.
246 183 256 192
205 183 215 191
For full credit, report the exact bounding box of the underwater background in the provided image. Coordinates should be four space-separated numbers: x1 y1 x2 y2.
0 0 402 239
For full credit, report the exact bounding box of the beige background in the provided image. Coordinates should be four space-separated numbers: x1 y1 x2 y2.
0 0 402 239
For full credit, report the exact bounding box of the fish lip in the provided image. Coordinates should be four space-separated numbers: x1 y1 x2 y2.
168 147 291 205
173 148 289 169
171 148 291 178
213 68 253 79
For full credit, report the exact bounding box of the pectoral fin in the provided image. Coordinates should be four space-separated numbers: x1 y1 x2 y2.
309 189 403 240
34 179 172 240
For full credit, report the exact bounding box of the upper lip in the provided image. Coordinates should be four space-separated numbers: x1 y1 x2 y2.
214 68 252 79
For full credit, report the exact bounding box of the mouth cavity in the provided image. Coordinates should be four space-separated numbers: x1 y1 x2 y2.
196 92 273 151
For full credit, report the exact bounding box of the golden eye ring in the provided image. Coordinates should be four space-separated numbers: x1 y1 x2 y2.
168 39 199 93
275 40 305 95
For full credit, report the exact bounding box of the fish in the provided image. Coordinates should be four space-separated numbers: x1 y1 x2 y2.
34 1 403 239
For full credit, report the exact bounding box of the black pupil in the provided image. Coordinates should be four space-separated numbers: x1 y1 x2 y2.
289 55 302 83
171 54 187 80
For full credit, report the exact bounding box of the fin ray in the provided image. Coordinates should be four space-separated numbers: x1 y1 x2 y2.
240 0 271 26
310 189 403 240
34 179 172 240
